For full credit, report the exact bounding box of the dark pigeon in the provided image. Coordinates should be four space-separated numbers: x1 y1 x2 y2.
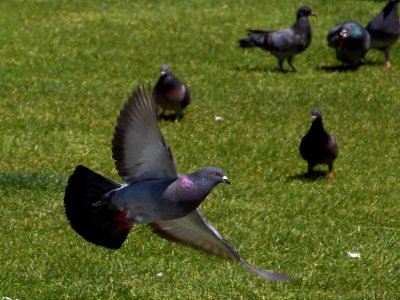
366 0 400 68
299 108 339 180
153 64 191 122
327 22 371 67
238 6 316 72
64 85 290 282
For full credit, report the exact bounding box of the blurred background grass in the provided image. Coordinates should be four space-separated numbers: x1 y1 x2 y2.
0 0 399 299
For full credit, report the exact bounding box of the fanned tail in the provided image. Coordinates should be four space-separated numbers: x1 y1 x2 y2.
239 30 269 48
64 165 131 249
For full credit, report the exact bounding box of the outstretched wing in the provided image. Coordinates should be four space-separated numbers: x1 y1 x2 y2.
112 85 178 183
149 209 290 282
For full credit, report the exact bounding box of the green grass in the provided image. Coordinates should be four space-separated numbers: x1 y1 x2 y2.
1 0 399 298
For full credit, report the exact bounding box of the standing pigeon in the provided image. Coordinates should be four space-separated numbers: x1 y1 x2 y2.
238 6 316 72
153 64 191 122
366 0 400 68
299 108 339 180
64 85 290 282
327 22 371 67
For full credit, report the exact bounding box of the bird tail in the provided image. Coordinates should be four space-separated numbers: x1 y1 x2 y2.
239 38 259 48
239 31 269 48
64 165 131 249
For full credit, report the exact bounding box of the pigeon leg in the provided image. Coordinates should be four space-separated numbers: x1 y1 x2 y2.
174 113 182 123
115 207 134 230
287 57 297 72
384 48 391 69
327 162 334 181
307 164 314 177
278 59 286 72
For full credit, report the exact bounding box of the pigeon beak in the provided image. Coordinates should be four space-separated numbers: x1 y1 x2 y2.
310 11 317 17
222 175 231 185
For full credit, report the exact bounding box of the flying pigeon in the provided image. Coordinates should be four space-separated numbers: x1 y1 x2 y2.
64 85 290 282
327 22 371 67
153 64 191 122
299 108 339 180
366 0 400 68
238 6 316 72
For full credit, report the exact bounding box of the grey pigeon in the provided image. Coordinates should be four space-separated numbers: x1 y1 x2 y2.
327 22 371 67
153 64 191 122
64 85 290 282
299 108 339 180
366 0 400 68
238 6 316 72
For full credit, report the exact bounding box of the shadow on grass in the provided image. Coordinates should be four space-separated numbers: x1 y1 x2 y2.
316 65 360 72
317 61 381 73
232 65 294 74
287 171 327 182
0 171 64 190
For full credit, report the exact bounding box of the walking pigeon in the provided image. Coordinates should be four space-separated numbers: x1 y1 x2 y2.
238 6 316 72
327 22 371 67
64 85 290 282
299 108 339 180
153 64 191 122
366 0 400 68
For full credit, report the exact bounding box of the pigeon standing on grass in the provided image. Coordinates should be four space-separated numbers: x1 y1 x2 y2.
327 22 371 67
64 85 290 282
366 0 400 68
238 6 316 72
299 108 339 180
153 64 191 122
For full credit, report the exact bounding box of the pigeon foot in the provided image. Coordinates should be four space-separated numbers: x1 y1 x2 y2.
115 207 134 229
326 172 334 181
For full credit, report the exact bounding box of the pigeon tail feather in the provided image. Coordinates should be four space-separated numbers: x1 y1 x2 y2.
64 165 131 249
238 38 259 48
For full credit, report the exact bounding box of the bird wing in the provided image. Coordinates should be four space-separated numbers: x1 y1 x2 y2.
112 85 178 183
268 29 295 51
327 24 342 47
149 209 290 281
327 134 339 159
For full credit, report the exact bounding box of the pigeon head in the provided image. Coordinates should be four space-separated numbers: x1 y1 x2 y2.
174 167 230 205
193 167 230 186
160 64 172 76
311 108 322 121
297 6 316 18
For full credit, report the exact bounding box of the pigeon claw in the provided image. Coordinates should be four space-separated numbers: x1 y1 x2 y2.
117 222 134 230
115 207 129 221
115 208 134 230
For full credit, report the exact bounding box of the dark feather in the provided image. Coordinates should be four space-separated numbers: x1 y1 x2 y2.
64 165 129 249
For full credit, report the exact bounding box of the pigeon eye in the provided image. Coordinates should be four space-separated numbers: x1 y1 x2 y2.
213 172 221 177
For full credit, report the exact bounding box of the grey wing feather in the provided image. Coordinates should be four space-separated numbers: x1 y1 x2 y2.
112 85 178 183
269 29 294 51
149 209 290 282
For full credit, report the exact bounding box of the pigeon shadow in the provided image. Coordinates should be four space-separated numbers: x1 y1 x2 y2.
362 60 383 67
316 65 361 72
233 65 294 74
317 61 381 73
287 171 327 182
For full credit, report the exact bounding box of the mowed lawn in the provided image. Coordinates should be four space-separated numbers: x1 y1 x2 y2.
0 0 399 299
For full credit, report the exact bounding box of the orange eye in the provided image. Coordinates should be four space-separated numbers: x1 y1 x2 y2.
213 172 221 177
